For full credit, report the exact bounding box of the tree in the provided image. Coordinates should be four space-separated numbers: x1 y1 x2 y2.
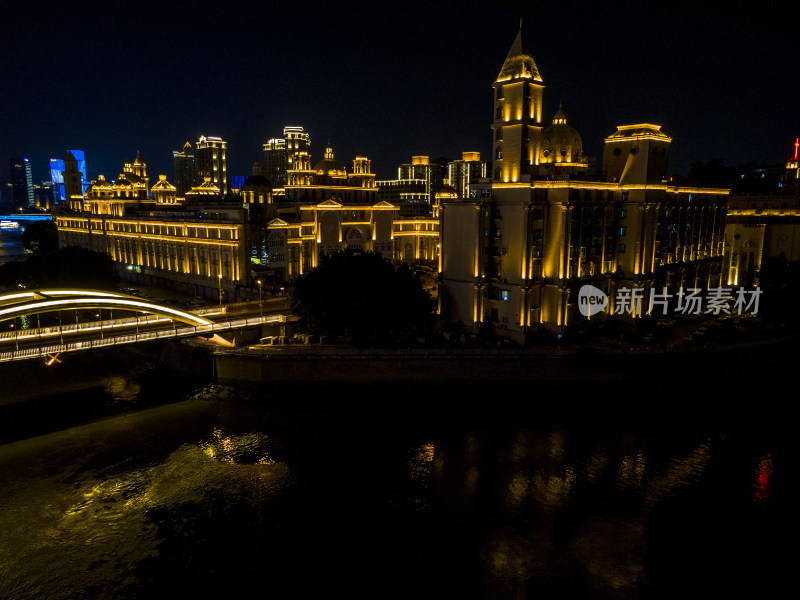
289 250 432 344
0 246 119 291
21 219 59 255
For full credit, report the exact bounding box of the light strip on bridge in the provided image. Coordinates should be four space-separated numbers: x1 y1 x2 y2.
0 290 132 303
0 298 213 326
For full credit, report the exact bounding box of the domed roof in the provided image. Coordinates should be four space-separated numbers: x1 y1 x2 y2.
93 174 112 188
541 105 583 163
124 171 144 185
314 146 346 177
151 174 176 191
241 174 272 192
114 173 133 187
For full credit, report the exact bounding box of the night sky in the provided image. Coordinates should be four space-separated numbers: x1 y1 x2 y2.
2 0 798 187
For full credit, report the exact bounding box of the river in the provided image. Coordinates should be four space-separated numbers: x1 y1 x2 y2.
0 225 27 266
0 225 789 597
0 366 788 599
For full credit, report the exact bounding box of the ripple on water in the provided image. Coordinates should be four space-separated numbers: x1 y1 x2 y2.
0 425 290 600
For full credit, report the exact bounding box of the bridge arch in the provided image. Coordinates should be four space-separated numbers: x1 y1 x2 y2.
0 290 213 326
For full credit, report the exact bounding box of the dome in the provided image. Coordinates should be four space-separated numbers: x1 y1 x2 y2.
314 146 346 177
114 174 133 187
93 174 112 188
241 174 272 192
540 105 583 164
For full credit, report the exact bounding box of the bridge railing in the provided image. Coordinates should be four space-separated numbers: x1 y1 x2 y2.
0 314 288 363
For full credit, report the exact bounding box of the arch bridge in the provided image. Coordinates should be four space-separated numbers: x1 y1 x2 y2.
0 289 286 363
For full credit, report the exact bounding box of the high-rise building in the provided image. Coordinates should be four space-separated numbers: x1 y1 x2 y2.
173 142 197 197
263 126 310 187
447 152 489 199
376 155 447 217
9 157 34 211
196 135 228 195
440 27 729 340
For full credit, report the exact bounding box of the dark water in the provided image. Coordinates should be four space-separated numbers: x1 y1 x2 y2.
0 372 789 599
0 226 27 266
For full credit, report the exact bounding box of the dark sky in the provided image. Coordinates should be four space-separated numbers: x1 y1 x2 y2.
2 0 798 186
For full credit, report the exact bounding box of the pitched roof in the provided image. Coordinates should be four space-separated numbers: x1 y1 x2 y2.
496 28 542 83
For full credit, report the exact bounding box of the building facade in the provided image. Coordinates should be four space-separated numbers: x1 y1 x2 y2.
54 153 248 299
441 28 729 341
173 142 198 197
260 146 398 281
723 140 800 286
377 155 447 217
9 157 34 211
196 135 228 195
263 126 310 187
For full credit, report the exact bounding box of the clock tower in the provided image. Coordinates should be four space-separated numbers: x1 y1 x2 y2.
491 27 544 183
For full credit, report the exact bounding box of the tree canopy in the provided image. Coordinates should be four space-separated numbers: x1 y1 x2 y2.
21 219 59 255
0 246 120 291
289 251 432 344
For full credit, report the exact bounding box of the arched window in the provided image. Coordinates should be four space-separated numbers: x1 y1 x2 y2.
346 227 364 250
496 106 503 119
267 230 286 263
404 243 414 262
495 147 503 160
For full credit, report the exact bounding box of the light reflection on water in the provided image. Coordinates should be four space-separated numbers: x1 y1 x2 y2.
0 394 289 600
0 384 786 598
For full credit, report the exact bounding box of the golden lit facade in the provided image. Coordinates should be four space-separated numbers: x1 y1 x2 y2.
492 28 544 183
441 29 729 340
263 147 399 280
55 154 248 298
723 144 800 286
196 135 227 195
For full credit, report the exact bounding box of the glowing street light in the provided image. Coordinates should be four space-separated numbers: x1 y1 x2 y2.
257 279 263 319
218 273 223 309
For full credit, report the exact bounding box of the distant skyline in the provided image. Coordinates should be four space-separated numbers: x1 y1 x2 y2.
2 1 798 186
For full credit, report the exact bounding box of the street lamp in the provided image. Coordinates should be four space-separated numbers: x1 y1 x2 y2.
257 279 263 320
218 273 223 309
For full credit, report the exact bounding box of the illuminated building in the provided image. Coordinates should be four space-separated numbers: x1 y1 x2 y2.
240 174 274 267
62 151 86 211
173 142 198 197
391 186 445 266
9 157 34 210
440 27 728 340
447 152 489 199
263 126 310 187
376 155 447 217
54 153 248 299
196 135 228 195
262 145 398 280
50 150 89 206
32 181 54 210
723 139 800 286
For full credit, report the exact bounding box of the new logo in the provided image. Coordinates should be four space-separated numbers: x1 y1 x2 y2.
578 285 608 317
